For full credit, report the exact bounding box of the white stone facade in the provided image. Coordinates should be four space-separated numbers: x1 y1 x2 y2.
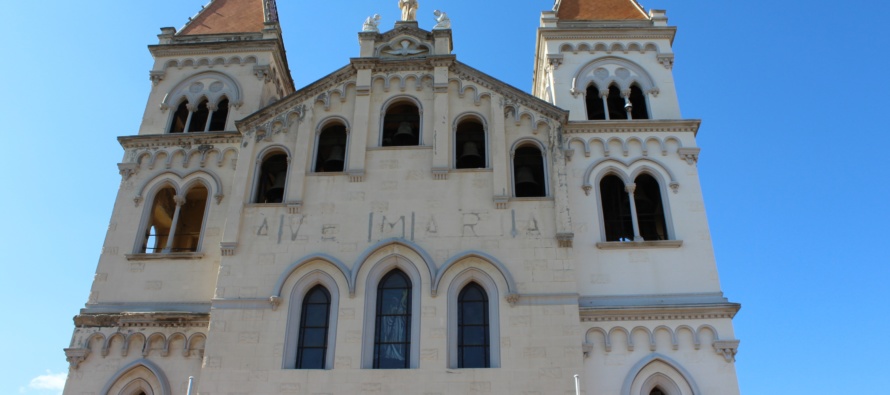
63 5 741 395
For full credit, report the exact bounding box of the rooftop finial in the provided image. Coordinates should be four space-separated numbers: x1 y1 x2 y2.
399 0 418 21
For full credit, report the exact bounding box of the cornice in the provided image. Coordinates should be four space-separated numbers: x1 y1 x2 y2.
579 303 741 322
563 119 701 135
452 61 569 123
118 132 242 150
540 26 677 43
149 39 280 58
237 65 357 131
74 312 210 328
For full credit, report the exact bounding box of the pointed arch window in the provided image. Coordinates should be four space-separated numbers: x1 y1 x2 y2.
296 285 332 369
141 184 208 253
601 175 634 241
634 174 667 240
169 101 190 133
457 282 490 368
315 123 348 173
513 145 546 197
373 269 412 369
606 85 628 120
254 152 289 203
187 100 210 133
586 85 606 120
208 97 230 131
382 101 420 146
455 118 486 169
629 85 649 120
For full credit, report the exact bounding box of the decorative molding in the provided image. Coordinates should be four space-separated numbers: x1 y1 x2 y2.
562 119 701 135
582 343 594 359
65 348 89 369
149 70 165 85
547 54 564 69
220 242 237 256
579 304 740 322
120 132 241 150
657 53 675 69
125 252 205 261
678 147 701 165
596 240 682 249
557 232 574 248
432 167 449 180
505 294 520 305
713 340 740 362
286 201 302 214
74 312 210 328
493 196 509 209
347 170 365 183
118 163 138 180
253 65 272 82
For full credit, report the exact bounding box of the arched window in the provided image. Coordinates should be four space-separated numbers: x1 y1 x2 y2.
208 97 230 131
606 85 627 120
600 175 633 242
141 184 208 253
254 152 289 203
169 100 189 134
457 282 490 368
295 285 332 369
513 145 546 197
374 269 412 369
382 101 420 146
315 124 347 172
634 174 667 241
586 85 606 120
629 85 649 120
187 99 210 133
142 186 175 253
455 118 486 169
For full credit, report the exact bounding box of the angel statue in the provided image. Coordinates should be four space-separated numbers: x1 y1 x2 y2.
363 14 381 32
433 10 451 30
399 0 418 21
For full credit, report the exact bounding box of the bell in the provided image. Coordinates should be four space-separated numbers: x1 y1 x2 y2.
458 141 484 168
265 170 287 203
323 145 345 172
514 166 541 197
392 121 416 145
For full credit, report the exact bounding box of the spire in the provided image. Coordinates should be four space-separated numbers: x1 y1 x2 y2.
556 0 648 21
178 0 279 35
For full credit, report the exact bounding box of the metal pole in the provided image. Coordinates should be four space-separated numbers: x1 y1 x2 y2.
574 374 581 395
186 376 195 395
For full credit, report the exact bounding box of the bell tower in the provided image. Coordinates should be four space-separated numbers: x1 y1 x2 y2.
535 1 743 394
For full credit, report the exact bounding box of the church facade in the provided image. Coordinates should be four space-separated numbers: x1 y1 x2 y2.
63 0 742 394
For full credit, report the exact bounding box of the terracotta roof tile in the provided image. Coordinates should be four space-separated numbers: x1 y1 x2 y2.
557 0 649 21
179 0 266 35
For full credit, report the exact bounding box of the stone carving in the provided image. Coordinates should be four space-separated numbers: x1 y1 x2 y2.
399 0 418 21
384 40 425 56
433 10 451 29
363 14 381 32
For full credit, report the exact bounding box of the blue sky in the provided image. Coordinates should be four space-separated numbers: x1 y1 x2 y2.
0 0 887 394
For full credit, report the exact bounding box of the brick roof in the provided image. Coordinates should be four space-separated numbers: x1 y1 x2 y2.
557 0 649 20
178 0 268 35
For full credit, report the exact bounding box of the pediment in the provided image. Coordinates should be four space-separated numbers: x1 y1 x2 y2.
375 22 435 59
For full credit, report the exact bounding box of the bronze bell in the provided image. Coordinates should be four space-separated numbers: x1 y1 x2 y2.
323 145 345 171
392 121 416 145
265 170 287 203
458 141 484 168
515 166 541 197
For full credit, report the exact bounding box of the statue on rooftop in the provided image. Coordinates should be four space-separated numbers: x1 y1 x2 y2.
363 14 381 32
399 0 418 21
433 10 450 30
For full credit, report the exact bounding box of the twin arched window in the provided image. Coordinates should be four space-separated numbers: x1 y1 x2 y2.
513 144 547 197
600 173 667 242
142 184 208 253
586 84 649 120
169 97 230 133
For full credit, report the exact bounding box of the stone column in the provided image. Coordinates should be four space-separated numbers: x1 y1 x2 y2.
163 195 186 252
625 183 642 241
